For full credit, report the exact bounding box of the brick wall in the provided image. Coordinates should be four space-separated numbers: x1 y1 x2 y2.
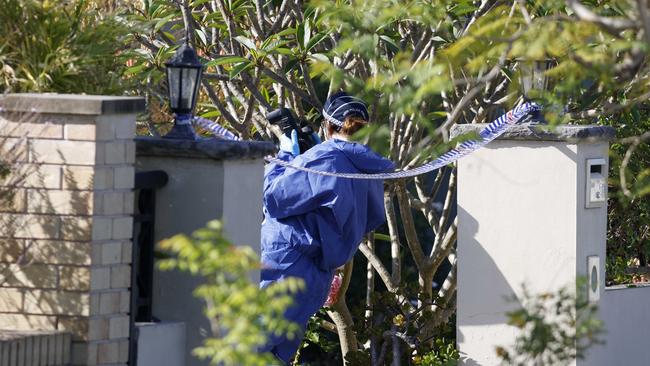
0 330 72 365
0 94 144 366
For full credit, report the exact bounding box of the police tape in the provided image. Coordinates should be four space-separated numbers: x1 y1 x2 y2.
194 102 541 180
194 116 242 141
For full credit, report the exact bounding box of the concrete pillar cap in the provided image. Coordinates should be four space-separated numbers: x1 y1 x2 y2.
450 124 616 142
0 93 145 115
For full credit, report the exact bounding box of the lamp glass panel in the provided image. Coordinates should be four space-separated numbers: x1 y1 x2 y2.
192 69 202 107
519 62 534 96
180 67 200 111
520 60 550 96
167 67 181 109
532 61 548 90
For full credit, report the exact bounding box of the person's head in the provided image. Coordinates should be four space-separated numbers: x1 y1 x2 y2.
322 92 369 138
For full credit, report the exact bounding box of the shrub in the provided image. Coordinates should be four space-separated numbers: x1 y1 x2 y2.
0 0 129 94
158 220 304 366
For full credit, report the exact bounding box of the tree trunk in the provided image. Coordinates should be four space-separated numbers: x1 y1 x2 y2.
327 261 358 364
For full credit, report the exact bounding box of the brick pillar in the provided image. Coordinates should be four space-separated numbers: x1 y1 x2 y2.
0 94 144 366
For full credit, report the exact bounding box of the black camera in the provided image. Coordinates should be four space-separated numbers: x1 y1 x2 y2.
266 108 317 154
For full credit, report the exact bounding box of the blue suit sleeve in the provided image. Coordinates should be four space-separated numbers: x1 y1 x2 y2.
264 154 339 219
264 150 294 191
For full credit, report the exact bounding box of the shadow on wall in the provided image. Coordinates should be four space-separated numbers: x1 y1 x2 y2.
457 205 522 364
0 110 94 338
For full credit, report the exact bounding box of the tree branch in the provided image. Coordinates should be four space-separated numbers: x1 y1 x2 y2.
178 0 195 42
201 80 248 137
431 253 457 316
432 170 456 256
566 0 639 33
203 73 230 81
395 181 426 272
619 139 641 198
365 234 376 323
327 261 358 363
429 219 457 269
299 61 323 110
266 0 292 38
359 242 399 293
260 66 321 108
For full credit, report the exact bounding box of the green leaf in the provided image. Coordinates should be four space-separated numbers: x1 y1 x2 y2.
296 23 304 50
261 39 289 52
428 111 447 119
273 47 294 56
306 33 328 52
309 53 329 63
199 110 221 118
124 63 146 76
234 36 256 50
451 2 479 16
284 58 299 72
162 32 176 43
195 29 208 46
206 56 249 67
379 35 399 53
304 21 311 49
374 233 391 242
275 28 297 38
154 14 174 32
170 23 184 31
229 61 253 79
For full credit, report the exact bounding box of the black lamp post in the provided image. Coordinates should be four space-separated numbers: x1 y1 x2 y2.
164 41 204 139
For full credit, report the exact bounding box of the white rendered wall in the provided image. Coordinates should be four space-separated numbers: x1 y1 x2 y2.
222 159 265 264
585 285 650 365
136 321 186 366
575 143 608 290
457 139 609 365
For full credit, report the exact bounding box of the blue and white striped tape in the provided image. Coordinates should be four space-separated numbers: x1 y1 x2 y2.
194 116 242 141
195 102 540 180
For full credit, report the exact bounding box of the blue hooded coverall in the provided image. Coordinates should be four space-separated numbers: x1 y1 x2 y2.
260 138 394 363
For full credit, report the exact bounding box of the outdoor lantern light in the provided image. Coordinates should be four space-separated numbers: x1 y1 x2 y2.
164 41 203 139
517 58 555 124
518 59 554 99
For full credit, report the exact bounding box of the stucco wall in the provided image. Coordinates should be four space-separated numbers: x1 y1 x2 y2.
135 321 186 366
575 143 609 289
585 285 650 365
221 159 265 261
135 155 223 366
457 140 581 365
135 138 273 366
454 124 614 366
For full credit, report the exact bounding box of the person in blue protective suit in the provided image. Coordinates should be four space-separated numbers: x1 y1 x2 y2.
260 92 395 364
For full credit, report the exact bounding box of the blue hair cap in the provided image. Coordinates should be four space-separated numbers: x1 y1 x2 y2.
322 92 369 126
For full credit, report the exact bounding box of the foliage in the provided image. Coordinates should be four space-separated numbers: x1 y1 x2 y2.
4 0 644 361
495 280 604 366
296 311 344 365
415 338 458 366
603 106 650 284
0 0 130 94
121 0 650 363
119 0 462 358
605 255 635 285
158 220 304 366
